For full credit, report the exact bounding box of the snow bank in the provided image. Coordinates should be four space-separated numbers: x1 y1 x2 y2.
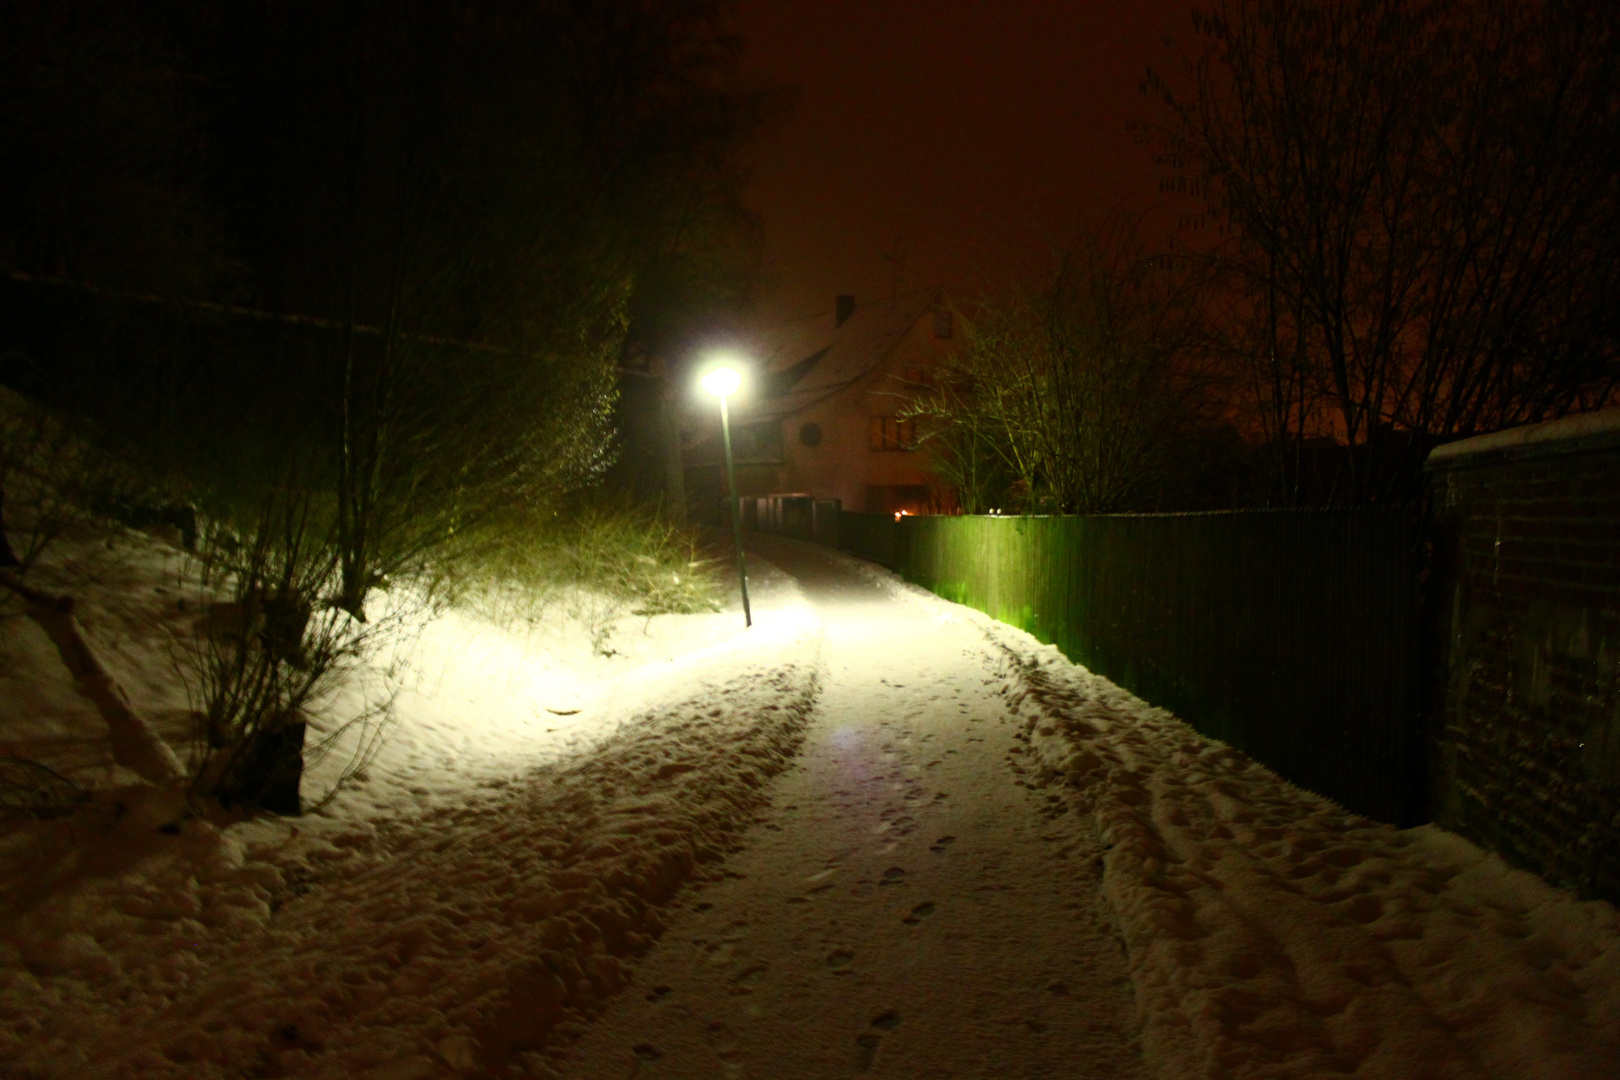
3 522 765 808
1000 641 1620 1080
0 527 196 791
3 611 821 1078
297 586 778 822
2 519 825 1078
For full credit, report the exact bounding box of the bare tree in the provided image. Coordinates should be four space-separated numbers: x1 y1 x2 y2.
202 1 772 617
904 364 1015 516
1149 0 1620 504
909 231 1216 514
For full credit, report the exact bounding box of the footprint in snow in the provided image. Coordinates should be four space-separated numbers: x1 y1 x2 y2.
880 813 918 836
929 835 956 853
729 963 767 993
902 902 936 924
855 1012 902 1072
879 866 907 885
703 1021 741 1061
804 868 838 894
826 949 855 974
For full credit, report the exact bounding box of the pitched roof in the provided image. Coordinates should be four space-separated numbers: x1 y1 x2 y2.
747 289 939 420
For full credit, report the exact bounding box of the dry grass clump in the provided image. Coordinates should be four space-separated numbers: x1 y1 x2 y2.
445 502 721 654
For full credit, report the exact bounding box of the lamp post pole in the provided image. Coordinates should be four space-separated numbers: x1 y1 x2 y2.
716 392 752 627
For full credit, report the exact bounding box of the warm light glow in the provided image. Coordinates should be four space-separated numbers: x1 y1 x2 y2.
700 365 742 398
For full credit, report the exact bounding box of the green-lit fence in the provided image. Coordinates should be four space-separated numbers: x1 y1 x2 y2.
840 511 1424 824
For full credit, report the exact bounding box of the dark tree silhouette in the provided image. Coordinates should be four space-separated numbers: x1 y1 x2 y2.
905 229 1222 514
0 0 772 617
1148 0 1620 504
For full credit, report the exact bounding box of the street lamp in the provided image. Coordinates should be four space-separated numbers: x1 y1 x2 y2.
700 360 751 628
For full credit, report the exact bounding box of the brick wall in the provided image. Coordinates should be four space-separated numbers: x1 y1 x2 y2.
1426 412 1620 903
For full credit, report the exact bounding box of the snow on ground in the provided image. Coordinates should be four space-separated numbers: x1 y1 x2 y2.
5 523 1619 1079
0 525 198 791
1 527 824 1078
304 579 778 823
2 519 778 812
555 534 1144 1080
822 541 1620 1079
1006 645 1620 1080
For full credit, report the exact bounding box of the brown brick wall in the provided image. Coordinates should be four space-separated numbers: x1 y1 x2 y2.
1429 440 1620 902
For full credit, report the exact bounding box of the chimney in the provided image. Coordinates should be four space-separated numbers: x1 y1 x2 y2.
835 294 856 327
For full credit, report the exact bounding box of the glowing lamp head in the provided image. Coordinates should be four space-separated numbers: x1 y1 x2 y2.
700 365 742 398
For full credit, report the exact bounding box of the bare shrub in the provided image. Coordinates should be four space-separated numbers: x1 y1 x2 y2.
0 388 101 574
182 485 404 814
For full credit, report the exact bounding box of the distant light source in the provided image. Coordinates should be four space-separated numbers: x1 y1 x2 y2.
699 357 751 628
700 365 742 398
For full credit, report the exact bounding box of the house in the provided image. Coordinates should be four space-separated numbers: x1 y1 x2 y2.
684 289 959 520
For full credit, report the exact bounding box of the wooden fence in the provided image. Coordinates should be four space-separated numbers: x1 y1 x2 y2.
838 510 1425 824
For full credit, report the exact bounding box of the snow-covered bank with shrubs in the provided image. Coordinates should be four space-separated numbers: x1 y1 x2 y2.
1 523 822 1078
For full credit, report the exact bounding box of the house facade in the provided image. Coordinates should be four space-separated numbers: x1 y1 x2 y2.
685 290 958 517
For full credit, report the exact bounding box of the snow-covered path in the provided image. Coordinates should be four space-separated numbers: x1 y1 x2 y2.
6 530 1617 1079
559 537 1620 1080
556 536 1144 1079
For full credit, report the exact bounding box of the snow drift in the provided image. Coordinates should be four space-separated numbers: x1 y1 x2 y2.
1002 637 1620 1080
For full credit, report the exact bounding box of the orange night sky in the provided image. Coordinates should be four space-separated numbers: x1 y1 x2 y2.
734 0 1197 327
